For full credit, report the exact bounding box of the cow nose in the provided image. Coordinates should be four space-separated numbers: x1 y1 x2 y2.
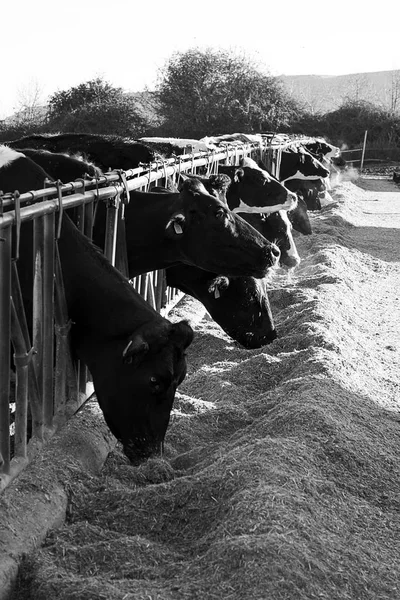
270 243 281 266
283 255 301 269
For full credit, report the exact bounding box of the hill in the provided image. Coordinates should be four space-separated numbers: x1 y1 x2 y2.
280 69 400 114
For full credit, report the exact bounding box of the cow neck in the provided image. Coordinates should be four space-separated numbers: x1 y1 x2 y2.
124 190 184 276
58 215 159 337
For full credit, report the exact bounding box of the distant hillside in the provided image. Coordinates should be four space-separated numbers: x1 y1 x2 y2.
280 70 400 114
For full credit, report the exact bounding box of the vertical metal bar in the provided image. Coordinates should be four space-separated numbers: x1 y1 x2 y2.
53 245 68 425
42 213 55 429
155 270 167 312
0 228 11 475
32 216 44 406
360 130 368 173
11 262 43 442
10 299 28 459
84 202 94 240
104 196 119 267
147 273 156 310
140 273 147 299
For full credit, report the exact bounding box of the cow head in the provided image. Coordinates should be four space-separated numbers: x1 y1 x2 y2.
287 193 312 235
89 318 194 464
280 147 330 182
204 274 278 348
166 265 277 349
219 159 297 213
163 178 281 278
243 212 300 269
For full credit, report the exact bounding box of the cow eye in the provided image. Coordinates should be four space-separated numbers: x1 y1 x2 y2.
149 376 162 394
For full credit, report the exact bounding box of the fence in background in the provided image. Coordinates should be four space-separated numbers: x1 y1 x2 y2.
0 140 269 490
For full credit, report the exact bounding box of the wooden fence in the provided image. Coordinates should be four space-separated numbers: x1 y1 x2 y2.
0 140 270 491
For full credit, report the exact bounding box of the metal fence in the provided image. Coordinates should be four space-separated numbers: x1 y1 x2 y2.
0 140 269 491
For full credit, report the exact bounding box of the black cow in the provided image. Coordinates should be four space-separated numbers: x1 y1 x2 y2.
287 194 312 235
285 178 329 212
7 133 157 171
166 266 277 349
0 146 194 463
18 148 102 182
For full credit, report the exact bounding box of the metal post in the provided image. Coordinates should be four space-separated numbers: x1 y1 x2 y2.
360 130 368 173
42 213 55 429
104 195 120 266
0 227 11 475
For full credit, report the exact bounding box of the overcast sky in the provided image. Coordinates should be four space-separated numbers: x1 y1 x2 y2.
2 0 399 118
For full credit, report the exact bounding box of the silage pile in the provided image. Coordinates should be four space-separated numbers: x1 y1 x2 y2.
13 181 400 600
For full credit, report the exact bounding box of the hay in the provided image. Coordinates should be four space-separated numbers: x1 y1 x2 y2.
12 180 400 600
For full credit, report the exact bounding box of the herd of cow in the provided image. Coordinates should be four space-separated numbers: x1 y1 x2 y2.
0 132 342 464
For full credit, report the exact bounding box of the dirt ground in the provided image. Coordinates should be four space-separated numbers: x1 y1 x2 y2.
10 176 400 600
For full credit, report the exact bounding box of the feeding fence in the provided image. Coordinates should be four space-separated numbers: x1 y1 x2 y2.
0 139 269 491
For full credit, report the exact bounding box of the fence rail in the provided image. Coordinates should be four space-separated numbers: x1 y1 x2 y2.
0 139 273 490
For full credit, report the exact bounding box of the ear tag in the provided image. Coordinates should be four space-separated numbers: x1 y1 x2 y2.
214 287 220 299
174 222 183 234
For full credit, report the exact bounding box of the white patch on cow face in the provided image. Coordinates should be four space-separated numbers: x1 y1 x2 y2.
282 170 323 183
0 146 25 169
232 192 297 214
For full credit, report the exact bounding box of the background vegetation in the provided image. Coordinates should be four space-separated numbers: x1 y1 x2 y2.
1 48 400 161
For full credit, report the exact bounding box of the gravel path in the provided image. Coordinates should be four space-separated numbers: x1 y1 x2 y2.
349 178 400 409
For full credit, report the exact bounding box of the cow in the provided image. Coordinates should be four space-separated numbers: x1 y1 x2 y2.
7 133 158 171
300 138 340 164
287 194 312 235
285 178 330 211
138 137 213 157
234 156 312 236
17 148 102 182
243 211 300 269
275 146 330 183
0 146 194 464
219 158 298 214
166 266 277 349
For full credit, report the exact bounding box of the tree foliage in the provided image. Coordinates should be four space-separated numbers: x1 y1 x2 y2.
156 48 299 137
48 78 122 117
45 77 150 137
295 99 400 151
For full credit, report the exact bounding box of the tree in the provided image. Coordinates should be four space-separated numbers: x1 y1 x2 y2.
156 48 299 137
48 77 122 118
46 77 150 137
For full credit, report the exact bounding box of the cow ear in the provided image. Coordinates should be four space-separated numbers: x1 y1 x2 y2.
165 213 186 237
208 276 229 298
122 335 149 366
233 168 245 183
169 320 194 350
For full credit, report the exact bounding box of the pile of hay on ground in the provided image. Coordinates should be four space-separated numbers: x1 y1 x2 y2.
12 181 400 600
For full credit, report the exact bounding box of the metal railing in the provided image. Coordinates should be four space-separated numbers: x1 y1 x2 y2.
0 140 268 490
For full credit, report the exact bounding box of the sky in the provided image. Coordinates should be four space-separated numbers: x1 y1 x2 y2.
2 0 400 119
